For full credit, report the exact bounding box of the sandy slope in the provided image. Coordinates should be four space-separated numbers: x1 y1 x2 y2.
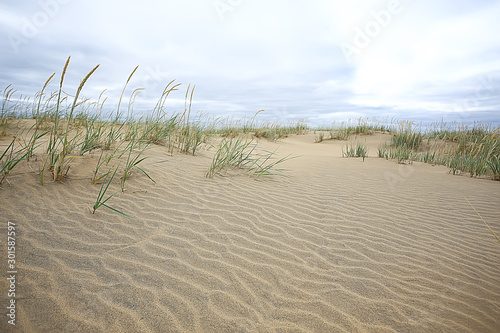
1 132 499 332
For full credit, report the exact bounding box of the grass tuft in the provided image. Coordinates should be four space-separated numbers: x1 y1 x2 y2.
343 142 368 161
92 166 133 218
206 136 291 178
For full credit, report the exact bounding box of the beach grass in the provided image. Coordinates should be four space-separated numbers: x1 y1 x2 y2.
206 135 291 178
119 137 155 192
313 118 390 143
92 166 132 218
1 136 29 184
1 59 499 215
0 60 304 215
343 142 368 161
375 120 500 177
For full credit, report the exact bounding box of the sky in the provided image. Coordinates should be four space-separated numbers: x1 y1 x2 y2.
1 0 499 126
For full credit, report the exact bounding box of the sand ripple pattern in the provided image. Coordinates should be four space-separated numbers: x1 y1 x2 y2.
1 153 500 332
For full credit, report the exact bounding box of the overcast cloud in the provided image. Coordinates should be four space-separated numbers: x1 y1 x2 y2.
1 0 499 126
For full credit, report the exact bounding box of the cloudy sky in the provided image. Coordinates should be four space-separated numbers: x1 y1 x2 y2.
1 0 499 126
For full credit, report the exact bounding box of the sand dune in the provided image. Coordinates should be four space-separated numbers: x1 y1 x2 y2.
1 133 499 332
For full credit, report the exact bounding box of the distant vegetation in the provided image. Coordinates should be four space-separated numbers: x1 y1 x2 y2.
315 118 390 143
312 117 499 180
1 58 498 217
377 120 500 180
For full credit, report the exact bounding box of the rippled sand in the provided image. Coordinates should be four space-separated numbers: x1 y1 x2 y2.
1 133 499 332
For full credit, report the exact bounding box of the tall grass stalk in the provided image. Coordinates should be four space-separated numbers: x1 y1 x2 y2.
116 65 139 120
1 84 16 119
62 64 100 154
34 73 56 130
1 85 16 136
45 61 100 181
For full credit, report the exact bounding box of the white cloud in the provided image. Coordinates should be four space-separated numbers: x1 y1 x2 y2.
0 0 498 125
349 0 500 115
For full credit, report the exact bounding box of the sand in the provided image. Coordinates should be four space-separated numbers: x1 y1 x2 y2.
1 132 499 332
